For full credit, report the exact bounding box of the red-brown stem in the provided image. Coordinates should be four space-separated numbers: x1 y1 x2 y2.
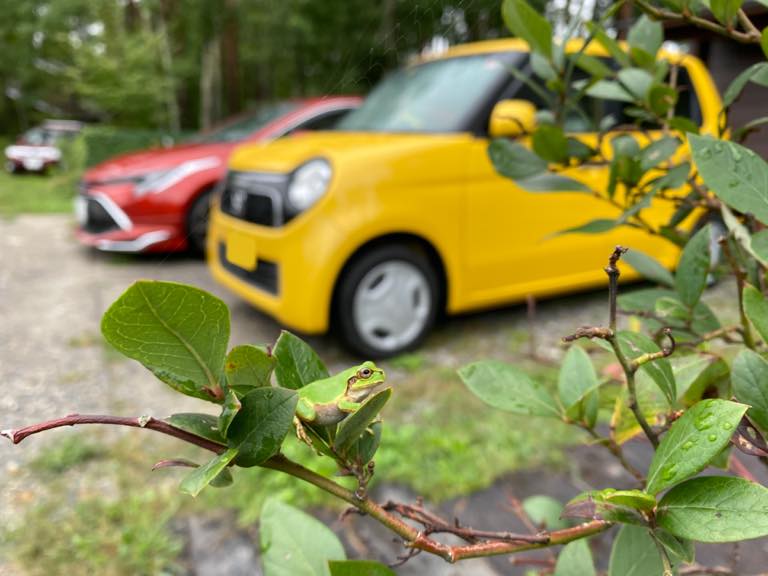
728 454 759 484
3 414 612 563
2 414 228 454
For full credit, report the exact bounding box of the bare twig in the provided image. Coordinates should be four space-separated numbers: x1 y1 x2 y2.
720 238 756 350
606 245 629 332
630 328 675 370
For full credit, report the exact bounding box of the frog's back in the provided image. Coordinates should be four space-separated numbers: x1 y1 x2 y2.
299 373 347 403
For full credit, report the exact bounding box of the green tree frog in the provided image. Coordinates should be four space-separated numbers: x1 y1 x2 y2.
294 361 387 443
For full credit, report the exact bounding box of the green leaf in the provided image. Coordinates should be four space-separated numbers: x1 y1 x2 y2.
559 218 618 235
273 331 329 390
586 22 631 67
334 388 392 453
627 15 663 58
501 0 553 59
618 68 654 99
517 172 593 192
722 62 768 108
179 447 238 497
488 139 548 180
165 413 226 445
649 84 679 116
673 354 729 403
228 387 298 467
586 80 635 103
261 499 346 576
571 53 613 79
752 230 768 264
522 495 568 530
329 561 395 576
690 135 768 225
558 345 599 427
669 116 699 135
640 137 680 172
743 284 768 343
657 476 768 542
653 529 695 564
532 124 569 163
617 331 676 404
566 138 594 161
219 389 242 436
623 249 675 287
646 399 748 495
347 421 382 465
225 345 275 396
563 489 654 525
531 52 557 81
675 224 711 308
651 162 690 191
731 349 768 431
710 0 743 25
554 540 595 576
101 281 229 402
762 28 768 60
608 526 664 576
458 360 560 418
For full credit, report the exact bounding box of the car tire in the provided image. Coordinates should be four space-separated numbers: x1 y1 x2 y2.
186 189 213 256
333 244 441 358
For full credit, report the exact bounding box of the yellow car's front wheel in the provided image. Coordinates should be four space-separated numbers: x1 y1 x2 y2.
333 244 441 358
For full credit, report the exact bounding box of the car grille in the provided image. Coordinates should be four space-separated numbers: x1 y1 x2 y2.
81 196 119 233
220 171 288 227
218 243 279 295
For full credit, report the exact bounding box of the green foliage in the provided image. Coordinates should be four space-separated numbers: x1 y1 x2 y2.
501 0 552 59
554 539 595 576
645 400 747 494
731 349 768 431
558 345 599 427
260 499 346 576
608 525 664 576
329 560 396 576
458 360 561 417
522 495 569 530
657 477 768 542
101 281 230 402
273 331 329 390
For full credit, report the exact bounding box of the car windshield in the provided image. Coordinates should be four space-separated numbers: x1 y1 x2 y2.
22 128 57 146
194 102 301 143
337 52 522 133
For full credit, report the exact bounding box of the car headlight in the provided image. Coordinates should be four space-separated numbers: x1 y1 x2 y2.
286 159 332 214
133 157 220 197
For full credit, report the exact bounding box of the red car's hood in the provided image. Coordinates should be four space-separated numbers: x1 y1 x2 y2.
84 141 235 182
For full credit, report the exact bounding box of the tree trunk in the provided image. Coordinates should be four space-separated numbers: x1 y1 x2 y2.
200 39 222 130
221 0 241 115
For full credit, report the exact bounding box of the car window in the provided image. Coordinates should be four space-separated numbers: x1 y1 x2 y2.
337 52 524 133
290 108 354 132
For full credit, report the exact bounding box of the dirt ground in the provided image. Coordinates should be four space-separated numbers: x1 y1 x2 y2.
1 214 767 575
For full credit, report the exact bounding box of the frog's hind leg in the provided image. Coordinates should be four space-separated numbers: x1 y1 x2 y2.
293 416 314 447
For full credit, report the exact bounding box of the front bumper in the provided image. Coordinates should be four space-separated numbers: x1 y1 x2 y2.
73 193 183 253
207 206 338 334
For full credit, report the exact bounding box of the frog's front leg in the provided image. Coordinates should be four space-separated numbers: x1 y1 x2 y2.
338 398 362 414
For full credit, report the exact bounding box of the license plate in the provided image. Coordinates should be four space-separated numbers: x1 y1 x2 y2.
23 158 43 171
74 197 87 226
226 230 258 271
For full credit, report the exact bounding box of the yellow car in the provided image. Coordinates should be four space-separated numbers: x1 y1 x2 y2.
207 39 721 357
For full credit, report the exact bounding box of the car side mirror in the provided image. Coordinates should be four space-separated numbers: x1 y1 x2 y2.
488 99 537 138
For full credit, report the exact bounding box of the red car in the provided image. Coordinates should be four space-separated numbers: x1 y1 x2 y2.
75 97 360 253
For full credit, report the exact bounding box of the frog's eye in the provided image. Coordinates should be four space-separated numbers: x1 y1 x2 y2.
359 367 373 378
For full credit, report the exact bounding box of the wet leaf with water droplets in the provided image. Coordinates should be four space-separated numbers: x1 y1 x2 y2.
690 135 768 225
646 399 748 495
